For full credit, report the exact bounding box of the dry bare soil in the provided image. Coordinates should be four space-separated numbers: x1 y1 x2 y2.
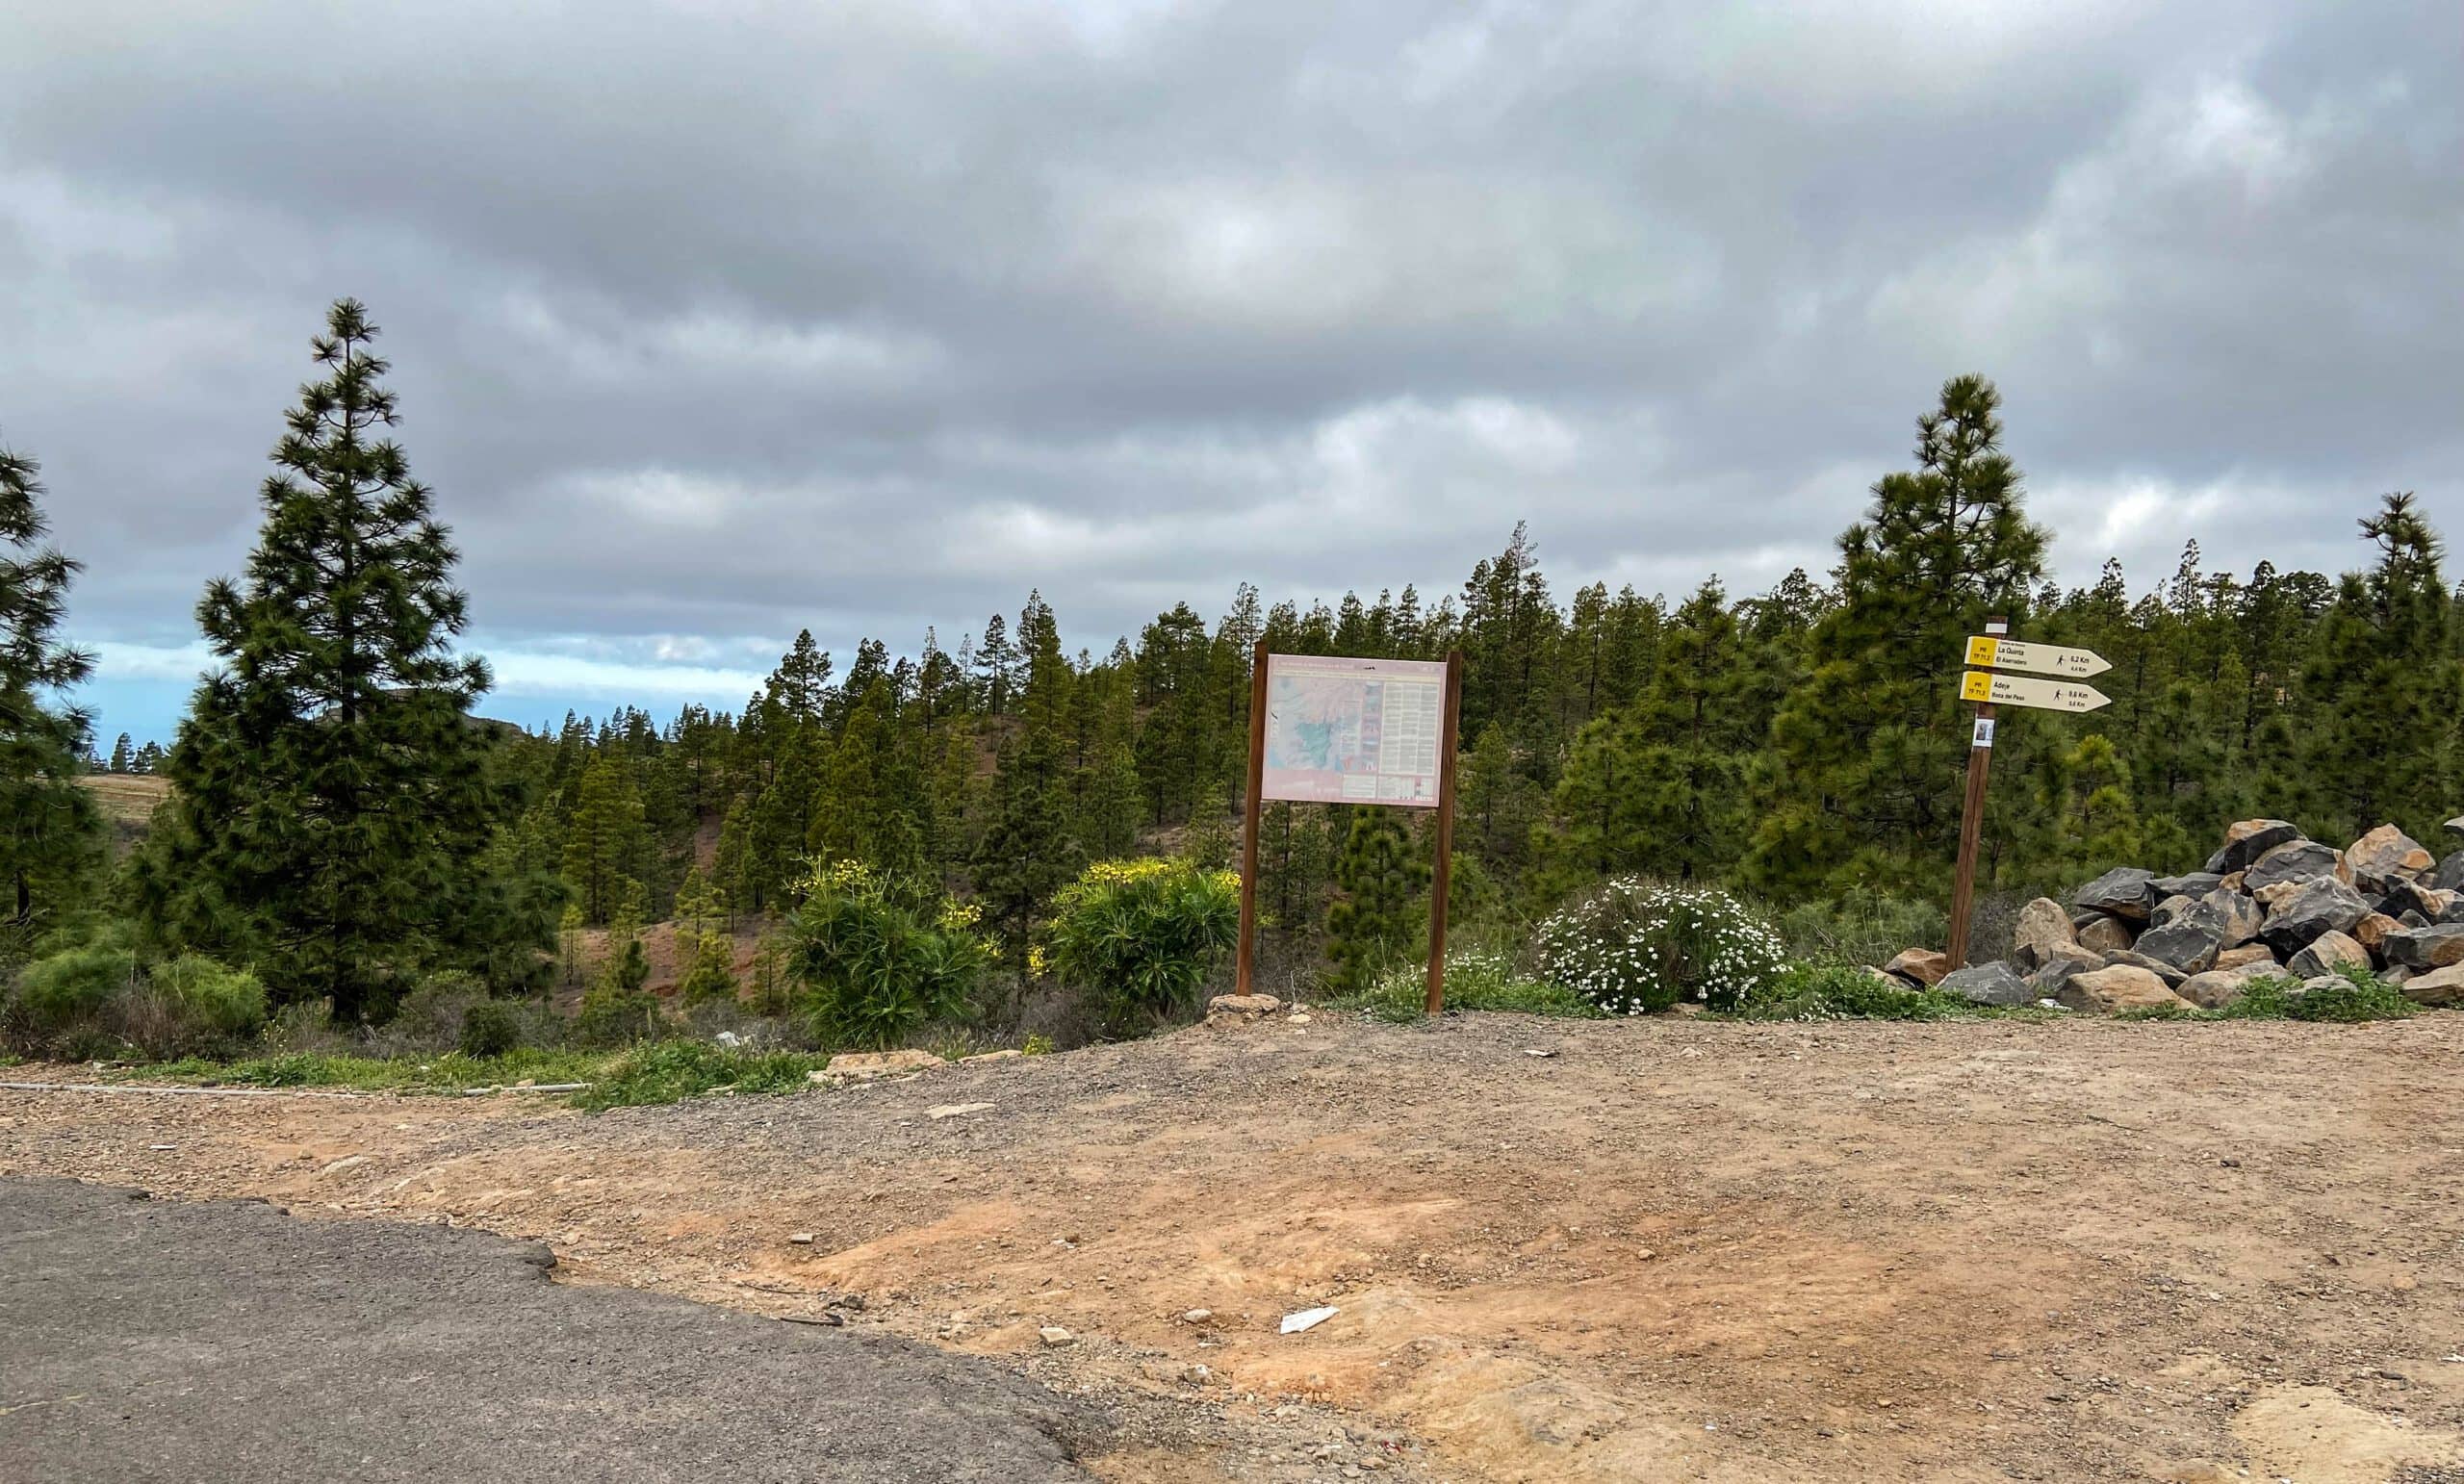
8 1011 2464 1483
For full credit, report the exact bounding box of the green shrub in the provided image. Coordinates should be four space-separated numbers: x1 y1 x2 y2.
572 980 664 1047
148 955 269 1036
458 999 524 1058
1765 888 1948 969
1536 879 1788 1014
2222 965 2414 1023
1044 857 1240 1035
790 860 989 1049
1350 948 1597 1022
11 945 137 1031
1728 961 1975 1022
569 1040 830 1112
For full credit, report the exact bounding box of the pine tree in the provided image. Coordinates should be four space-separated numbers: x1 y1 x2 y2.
1539 579 1755 890
108 734 134 774
1181 780 1234 869
671 865 737 1005
0 443 102 933
1257 801 1331 934
562 751 649 924
135 301 532 1019
974 724 1080 961
1751 375 2047 894
2297 493 2458 840
1325 809 1427 995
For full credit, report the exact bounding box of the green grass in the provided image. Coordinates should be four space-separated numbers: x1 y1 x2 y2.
567 1041 836 1112
1341 949 1600 1023
97 1041 853 1111
2103 966 2415 1025
108 1046 619 1094
2219 967 2414 1023
1720 962 1985 1022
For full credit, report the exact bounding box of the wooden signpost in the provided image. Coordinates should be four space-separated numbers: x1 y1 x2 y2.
1235 643 1465 1011
1946 620 2111 967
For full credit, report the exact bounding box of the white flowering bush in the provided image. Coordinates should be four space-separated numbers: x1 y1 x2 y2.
1535 878 1789 1013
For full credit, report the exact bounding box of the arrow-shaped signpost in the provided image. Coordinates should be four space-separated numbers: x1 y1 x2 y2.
1946 622 2112 968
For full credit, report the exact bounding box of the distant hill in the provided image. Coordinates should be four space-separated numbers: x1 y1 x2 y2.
75 774 171 855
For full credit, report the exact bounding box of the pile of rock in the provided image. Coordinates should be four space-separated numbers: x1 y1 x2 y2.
1878 818 2464 1013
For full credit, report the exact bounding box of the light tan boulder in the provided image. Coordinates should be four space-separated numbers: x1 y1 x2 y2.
2399 962 2464 1008
1205 993 1283 1022
2011 898 2078 970
2058 964 2193 1014
1884 948 1950 986
2214 943 2278 972
2176 961 2279 1011
2285 930 2368 980
2348 824 2435 892
2076 914 2136 955
2350 912 2402 956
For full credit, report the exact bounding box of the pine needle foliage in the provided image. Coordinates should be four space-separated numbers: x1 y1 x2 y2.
135 300 536 1020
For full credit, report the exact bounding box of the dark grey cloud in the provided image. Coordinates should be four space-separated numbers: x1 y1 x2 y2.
3 0 2457 738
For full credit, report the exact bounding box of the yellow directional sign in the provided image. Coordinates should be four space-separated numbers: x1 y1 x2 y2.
1961 670 2110 713
1965 635 2110 678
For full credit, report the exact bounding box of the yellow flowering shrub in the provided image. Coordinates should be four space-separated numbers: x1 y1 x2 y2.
1045 857 1241 1036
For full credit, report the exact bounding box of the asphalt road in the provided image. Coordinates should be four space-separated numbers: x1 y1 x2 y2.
0 1179 1102 1482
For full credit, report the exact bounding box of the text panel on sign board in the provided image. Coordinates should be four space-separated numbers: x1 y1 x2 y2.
1965 636 2111 678
1260 653 1448 806
1959 670 2111 713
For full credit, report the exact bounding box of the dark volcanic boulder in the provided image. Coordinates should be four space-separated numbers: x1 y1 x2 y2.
2026 944 2105 1000
2434 849 2464 894
2153 872 2226 901
2132 915 2221 974
2258 877 2371 958
2380 923 2464 971
1940 960 2032 1008
2206 819 2303 875
2244 839 2346 893
2075 867 2158 922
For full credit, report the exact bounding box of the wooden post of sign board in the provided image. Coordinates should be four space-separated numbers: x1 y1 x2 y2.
1424 650 1465 1014
1945 616 2007 970
1235 639 1270 999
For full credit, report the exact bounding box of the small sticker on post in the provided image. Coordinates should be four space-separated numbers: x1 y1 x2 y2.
1972 718 1996 749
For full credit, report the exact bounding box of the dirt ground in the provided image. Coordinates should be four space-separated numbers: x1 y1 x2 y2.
8 1011 2464 1483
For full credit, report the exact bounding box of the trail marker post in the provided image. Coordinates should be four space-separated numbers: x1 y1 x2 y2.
1235 648 1464 1010
1235 638 1271 998
1946 621 2112 967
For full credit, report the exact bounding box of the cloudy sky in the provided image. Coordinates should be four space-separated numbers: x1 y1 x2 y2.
3 1 2457 744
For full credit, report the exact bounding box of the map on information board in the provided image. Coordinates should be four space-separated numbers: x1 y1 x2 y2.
1260 653 1448 806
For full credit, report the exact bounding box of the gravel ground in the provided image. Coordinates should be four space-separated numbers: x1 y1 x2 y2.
7 1009 2464 1481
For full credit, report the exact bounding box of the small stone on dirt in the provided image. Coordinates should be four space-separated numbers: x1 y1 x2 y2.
821 1049 946 1081
1280 1306 1339 1335
1182 1308 1214 1324
1039 1326 1075 1347
787 1232 815 1244
927 1102 995 1120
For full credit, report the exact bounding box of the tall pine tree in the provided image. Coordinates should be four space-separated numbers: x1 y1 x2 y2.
137 300 535 1019
0 444 101 934
1751 375 2047 894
